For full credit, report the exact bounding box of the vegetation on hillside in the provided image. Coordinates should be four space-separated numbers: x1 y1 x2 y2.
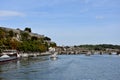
0 27 57 53
77 44 120 50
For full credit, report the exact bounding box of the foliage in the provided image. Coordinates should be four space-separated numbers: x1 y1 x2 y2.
17 40 48 52
49 42 57 47
31 36 38 41
39 44 48 52
21 32 30 41
78 44 120 50
10 39 20 49
0 29 5 39
0 27 56 53
24 27 31 32
8 30 14 37
44 37 51 41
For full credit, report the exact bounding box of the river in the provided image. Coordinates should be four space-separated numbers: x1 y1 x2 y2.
0 55 120 80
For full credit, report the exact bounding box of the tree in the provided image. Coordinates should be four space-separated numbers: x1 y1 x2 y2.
24 27 31 33
0 29 5 40
39 44 47 52
10 39 20 49
44 37 51 41
9 30 14 37
21 32 30 41
0 39 4 47
31 36 38 41
49 42 57 47
0 27 56 53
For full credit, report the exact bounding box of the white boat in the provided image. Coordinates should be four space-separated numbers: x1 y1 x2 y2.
0 50 20 62
50 52 58 60
50 52 57 57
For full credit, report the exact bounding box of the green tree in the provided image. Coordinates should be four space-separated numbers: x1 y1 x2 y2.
21 32 30 41
10 39 20 49
0 29 5 40
49 42 57 47
24 27 31 33
31 36 38 41
44 37 51 41
9 30 14 37
39 44 47 52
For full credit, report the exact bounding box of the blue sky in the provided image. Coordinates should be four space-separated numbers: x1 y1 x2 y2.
0 0 120 46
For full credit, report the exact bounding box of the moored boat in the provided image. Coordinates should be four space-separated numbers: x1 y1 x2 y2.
50 52 58 60
49 47 58 60
50 52 57 58
0 50 20 62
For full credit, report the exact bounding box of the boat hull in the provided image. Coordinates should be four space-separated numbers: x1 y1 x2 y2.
0 57 18 63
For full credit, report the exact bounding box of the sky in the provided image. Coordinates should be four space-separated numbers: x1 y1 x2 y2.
0 0 120 46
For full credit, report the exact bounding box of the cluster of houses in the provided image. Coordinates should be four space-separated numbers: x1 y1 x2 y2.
55 46 120 55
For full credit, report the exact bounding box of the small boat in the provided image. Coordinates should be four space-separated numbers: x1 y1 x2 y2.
49 47 58 60
0 50 20 62
50 52 58 60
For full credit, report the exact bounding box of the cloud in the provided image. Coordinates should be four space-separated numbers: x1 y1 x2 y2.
0 10 25 17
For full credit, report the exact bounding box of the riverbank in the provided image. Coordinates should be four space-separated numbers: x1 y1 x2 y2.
19 51 51 57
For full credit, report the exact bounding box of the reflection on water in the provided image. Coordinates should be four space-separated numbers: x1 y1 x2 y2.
50 57 58 61
0 55 120 80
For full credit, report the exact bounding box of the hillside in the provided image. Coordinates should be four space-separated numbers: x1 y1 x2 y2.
0 27 56 52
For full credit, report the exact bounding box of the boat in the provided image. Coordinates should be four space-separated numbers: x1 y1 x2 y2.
50 52 58 60
49 47 58 59
0 50 20 62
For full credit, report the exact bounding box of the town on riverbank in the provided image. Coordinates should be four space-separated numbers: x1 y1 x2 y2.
0 27 120 58
55 45 120 55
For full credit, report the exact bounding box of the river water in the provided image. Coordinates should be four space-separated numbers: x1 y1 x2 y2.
0 55 120 80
